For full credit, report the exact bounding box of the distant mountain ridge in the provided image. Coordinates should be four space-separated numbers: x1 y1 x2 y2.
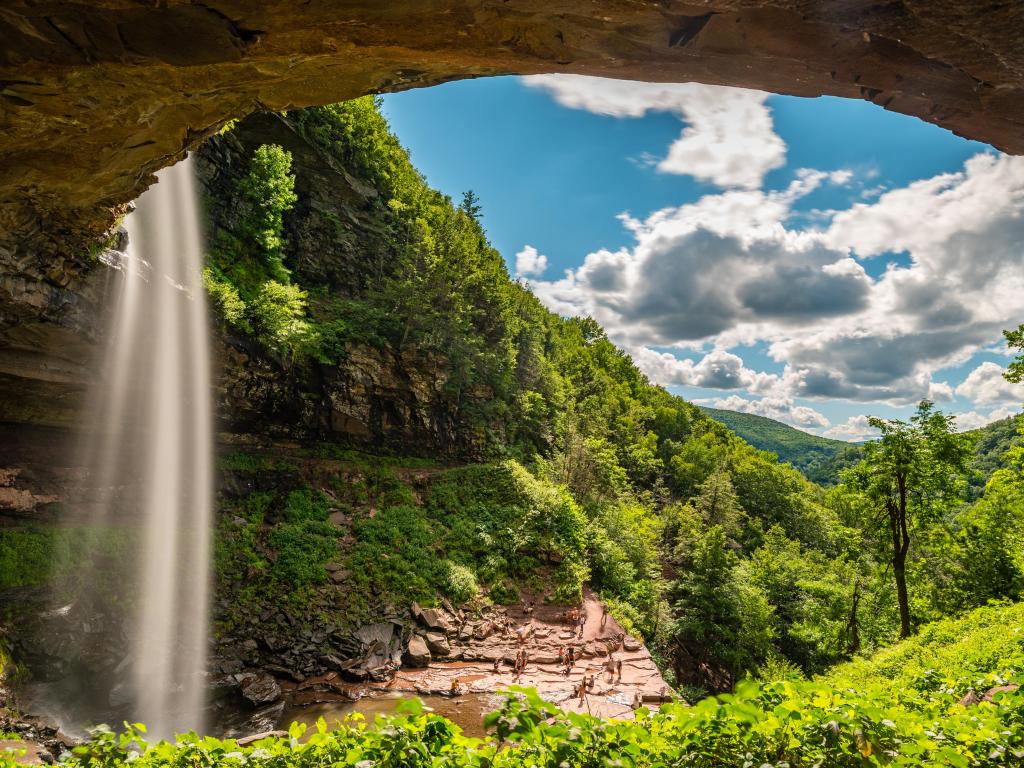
698 407 860 485
701 406 1022 489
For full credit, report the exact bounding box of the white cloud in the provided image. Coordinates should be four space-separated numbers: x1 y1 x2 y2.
632 347 778 393
824 415 879 442
528 151 1024 409
713 394 830 430
514 244 549 278
522 75 785 189
955 361 1024 404
951 406 1020 432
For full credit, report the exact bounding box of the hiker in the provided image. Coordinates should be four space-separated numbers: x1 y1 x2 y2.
586 674 595 691
577 679 586 703
521 650 529 673
493 657 501 674
632 690 643 710
616 658 623 682
567 646 576 665
600 604 608 628
558 646 567 665
605 655 616 682
577 613 585 638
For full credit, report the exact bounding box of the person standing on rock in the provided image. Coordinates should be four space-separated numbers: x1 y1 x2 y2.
577 678 586 703
493 657 501 674
605 655 616 682
601 604 608 629
616 658 623 682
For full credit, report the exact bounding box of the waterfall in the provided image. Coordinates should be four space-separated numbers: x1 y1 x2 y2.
75 156 213 739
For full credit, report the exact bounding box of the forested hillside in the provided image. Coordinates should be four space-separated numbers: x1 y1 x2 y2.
699 406 860 484
704 406 1022 490
188 98 1024 702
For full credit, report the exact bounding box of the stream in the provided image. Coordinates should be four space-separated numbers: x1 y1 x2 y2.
278 692 503 739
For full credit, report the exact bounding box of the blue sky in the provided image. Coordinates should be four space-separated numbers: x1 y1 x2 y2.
382 76 1024 439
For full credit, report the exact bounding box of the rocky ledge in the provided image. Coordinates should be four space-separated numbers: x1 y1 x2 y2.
229 590 673 729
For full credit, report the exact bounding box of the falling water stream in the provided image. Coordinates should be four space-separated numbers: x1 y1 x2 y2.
74 156 213 739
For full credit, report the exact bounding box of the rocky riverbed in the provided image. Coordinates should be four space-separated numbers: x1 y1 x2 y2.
239 590 674 731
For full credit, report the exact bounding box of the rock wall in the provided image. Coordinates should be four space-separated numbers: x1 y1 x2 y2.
1 0 1023 270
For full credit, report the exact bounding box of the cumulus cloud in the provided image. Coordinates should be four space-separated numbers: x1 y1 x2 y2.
522 75 786 189
955 362 1024 404
713 394 830 430
514 244 549 278
529 152 1024 409
632 347 777 393
824 415 880 442
950 407 1019 432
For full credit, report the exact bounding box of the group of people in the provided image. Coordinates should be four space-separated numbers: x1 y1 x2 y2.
492 648 532 676
557 644 578 675
563 606 587 638
605 654 623 683
575 674 596 702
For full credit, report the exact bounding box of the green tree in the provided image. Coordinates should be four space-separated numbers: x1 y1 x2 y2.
459 189 482 220
844 401 973 638
237 143 297 279
692 468 746 542
666 525 772 689
1004 323 1024 384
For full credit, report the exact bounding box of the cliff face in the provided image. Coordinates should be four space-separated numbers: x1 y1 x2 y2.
198 111 493 457
1 0 1023 274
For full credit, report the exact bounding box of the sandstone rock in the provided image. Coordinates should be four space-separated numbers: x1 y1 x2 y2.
623 636 642 652
404 635 431 668
236 730 288 747
418 607 453 633
223 701 286 739
425 632 450 657
473 622 496 640
959 690 981 707
983 684 1019 702
3 2 1023 337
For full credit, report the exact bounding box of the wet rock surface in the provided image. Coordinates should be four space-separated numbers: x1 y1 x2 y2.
269 590 673 725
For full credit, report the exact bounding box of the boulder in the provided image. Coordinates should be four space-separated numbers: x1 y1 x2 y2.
240 673 282 706
425 632 450 657
419 607 453 632
623 636 642 652
404 635 431 668
472 621 496 640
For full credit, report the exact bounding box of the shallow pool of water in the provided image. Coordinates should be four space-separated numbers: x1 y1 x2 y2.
278 692 503 739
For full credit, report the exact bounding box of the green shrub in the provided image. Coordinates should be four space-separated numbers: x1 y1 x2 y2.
202 267 248 329
443 560 479 603
247 280 318 355
268 519 338 587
